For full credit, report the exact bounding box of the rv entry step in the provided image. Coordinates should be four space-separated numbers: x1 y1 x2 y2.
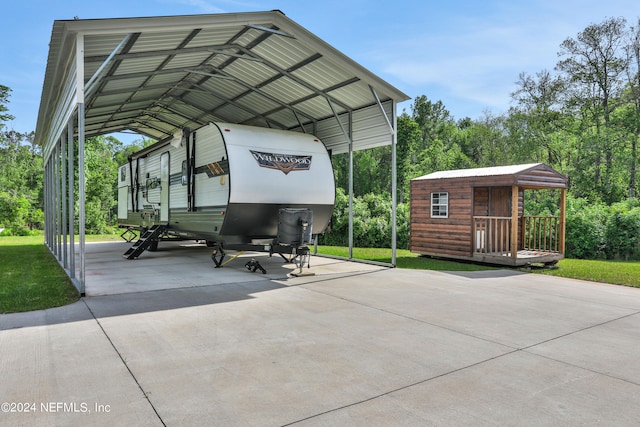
123 224 167 259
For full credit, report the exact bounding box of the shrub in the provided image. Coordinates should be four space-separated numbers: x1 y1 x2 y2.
564 197 608 259
318 189 409 249
0 227 40 236
604 206 640 260
564 197 640 260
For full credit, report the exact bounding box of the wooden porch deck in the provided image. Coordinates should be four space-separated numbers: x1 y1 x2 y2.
473 249 564 267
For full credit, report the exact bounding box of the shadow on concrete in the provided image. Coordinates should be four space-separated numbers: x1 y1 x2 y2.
1 240 386 331
442 269 528 279
0 279 287 331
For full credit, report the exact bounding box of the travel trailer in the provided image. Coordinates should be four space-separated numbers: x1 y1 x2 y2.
118 122 335 266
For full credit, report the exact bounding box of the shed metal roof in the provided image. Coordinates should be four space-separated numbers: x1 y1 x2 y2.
35 10 410 159
412 163 567 189
413 163 545 180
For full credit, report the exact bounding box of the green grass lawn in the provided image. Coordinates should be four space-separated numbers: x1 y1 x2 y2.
0 236 80 314
536 258 640 288
316 246 499 271
316 246 640 287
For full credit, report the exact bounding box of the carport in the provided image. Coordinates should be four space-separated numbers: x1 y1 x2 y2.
35 10 410 295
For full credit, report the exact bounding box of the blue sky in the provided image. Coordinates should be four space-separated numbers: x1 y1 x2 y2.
1 0 638 137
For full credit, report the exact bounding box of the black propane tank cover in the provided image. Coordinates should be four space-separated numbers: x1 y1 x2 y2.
277 208 313 245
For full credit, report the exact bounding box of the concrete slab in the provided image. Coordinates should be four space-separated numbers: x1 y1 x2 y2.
81 241 382 296
295 351 640 426
528 312 640 385
0 301 159 426
301 268 640 348
2 247 640 426
84 284 512 426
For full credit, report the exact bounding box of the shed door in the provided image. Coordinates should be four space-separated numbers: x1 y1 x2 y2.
489 187 511 217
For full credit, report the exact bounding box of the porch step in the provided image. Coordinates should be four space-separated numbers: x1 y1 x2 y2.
123 224 166 259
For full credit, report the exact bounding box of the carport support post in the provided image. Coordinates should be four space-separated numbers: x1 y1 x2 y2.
370 85 398 266
67 119 75 279
76 32 86 295
61 132 67 269
44 157 49 248
348 129 354 259
78 104 86 294
327 97 355 259
391 108 397 266
55 142 61 259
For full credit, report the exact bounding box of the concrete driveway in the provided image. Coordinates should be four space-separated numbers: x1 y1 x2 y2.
1 245 639 426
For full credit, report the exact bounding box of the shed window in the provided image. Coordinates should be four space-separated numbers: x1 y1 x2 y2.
431 192 449 218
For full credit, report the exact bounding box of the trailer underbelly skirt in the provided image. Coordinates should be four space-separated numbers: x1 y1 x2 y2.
120 202 332 243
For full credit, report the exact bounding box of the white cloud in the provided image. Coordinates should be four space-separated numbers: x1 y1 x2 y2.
368 0 639 117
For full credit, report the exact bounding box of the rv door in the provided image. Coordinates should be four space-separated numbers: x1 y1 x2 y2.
160 152 169 222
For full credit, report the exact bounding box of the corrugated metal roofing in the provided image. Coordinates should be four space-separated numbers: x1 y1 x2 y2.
412 163 543 180
36 10 410 159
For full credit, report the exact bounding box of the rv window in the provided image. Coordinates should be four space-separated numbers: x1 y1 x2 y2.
431 192 449 218
181 160 187 185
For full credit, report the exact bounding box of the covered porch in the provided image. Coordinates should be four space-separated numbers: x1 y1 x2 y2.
473 211 565 267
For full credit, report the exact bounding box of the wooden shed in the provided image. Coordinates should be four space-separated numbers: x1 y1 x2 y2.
410 163 567 266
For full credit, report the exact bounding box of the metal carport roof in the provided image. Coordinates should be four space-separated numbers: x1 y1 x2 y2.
36 10 409 155
37 10 410 294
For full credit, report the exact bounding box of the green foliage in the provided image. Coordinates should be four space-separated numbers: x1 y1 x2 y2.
0 192 40 235
0 84 14 128
0 191 29 225
603 201 640 260
318 188 409 249
83 136 121 234
523 189 560 216
0 130 43 231
397 113 421 202
565 197 608 259
564 196 640 260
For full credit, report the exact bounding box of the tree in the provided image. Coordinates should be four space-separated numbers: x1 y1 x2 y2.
411 95 455 149
509 70 566 165
83 135 124 233
622 18 640 198
461 112 509 167
556 17 629 202
396 112 421 202
0 85 14 129
0 130 43 232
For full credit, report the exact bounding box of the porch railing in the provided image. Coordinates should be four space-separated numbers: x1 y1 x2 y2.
473 216 512 256
473 215 560 256
522 215 560 252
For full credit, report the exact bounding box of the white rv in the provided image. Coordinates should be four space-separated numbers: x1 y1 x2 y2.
118 122 335 261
